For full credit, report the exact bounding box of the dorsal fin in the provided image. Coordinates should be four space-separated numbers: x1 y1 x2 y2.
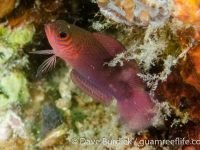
71 69 113 106
93 33 126 57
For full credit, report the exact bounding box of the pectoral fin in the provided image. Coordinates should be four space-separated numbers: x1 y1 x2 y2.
71 69 113 106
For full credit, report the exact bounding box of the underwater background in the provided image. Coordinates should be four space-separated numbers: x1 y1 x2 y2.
0 0 200 149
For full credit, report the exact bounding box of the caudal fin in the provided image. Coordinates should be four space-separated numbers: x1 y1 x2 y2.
117 90 156 132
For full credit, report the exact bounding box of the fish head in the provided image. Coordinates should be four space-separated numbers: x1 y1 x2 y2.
45 20 73 58
30 20 75 77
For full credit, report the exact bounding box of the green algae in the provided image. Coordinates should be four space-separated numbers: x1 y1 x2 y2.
71 110 87 122
0 24 35 50
7 25 35 48
0 25 11 38
70 101 87 133
0 24 35 109
0 43 13 65
0 71 29 109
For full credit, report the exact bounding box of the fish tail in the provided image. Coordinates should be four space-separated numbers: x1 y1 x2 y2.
117 90 156 132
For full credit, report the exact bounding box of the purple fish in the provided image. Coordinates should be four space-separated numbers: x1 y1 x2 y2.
31 20 156 132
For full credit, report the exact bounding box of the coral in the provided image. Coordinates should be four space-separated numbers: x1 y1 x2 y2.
98 0 135 25
173 0 200 26
97 0 171 26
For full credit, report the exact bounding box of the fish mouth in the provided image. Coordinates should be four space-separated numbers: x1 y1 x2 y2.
44 22 58 44
44 23 53 38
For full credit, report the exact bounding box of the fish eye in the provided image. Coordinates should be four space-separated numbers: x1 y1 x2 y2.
59 32 67 38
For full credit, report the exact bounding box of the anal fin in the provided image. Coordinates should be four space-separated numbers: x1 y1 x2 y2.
71 69 113 106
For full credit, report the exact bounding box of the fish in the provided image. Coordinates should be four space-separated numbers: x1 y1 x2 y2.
31 20 156 132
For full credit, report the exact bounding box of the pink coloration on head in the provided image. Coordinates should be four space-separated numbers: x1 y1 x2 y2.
32 20 157 132
45 22 74 59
